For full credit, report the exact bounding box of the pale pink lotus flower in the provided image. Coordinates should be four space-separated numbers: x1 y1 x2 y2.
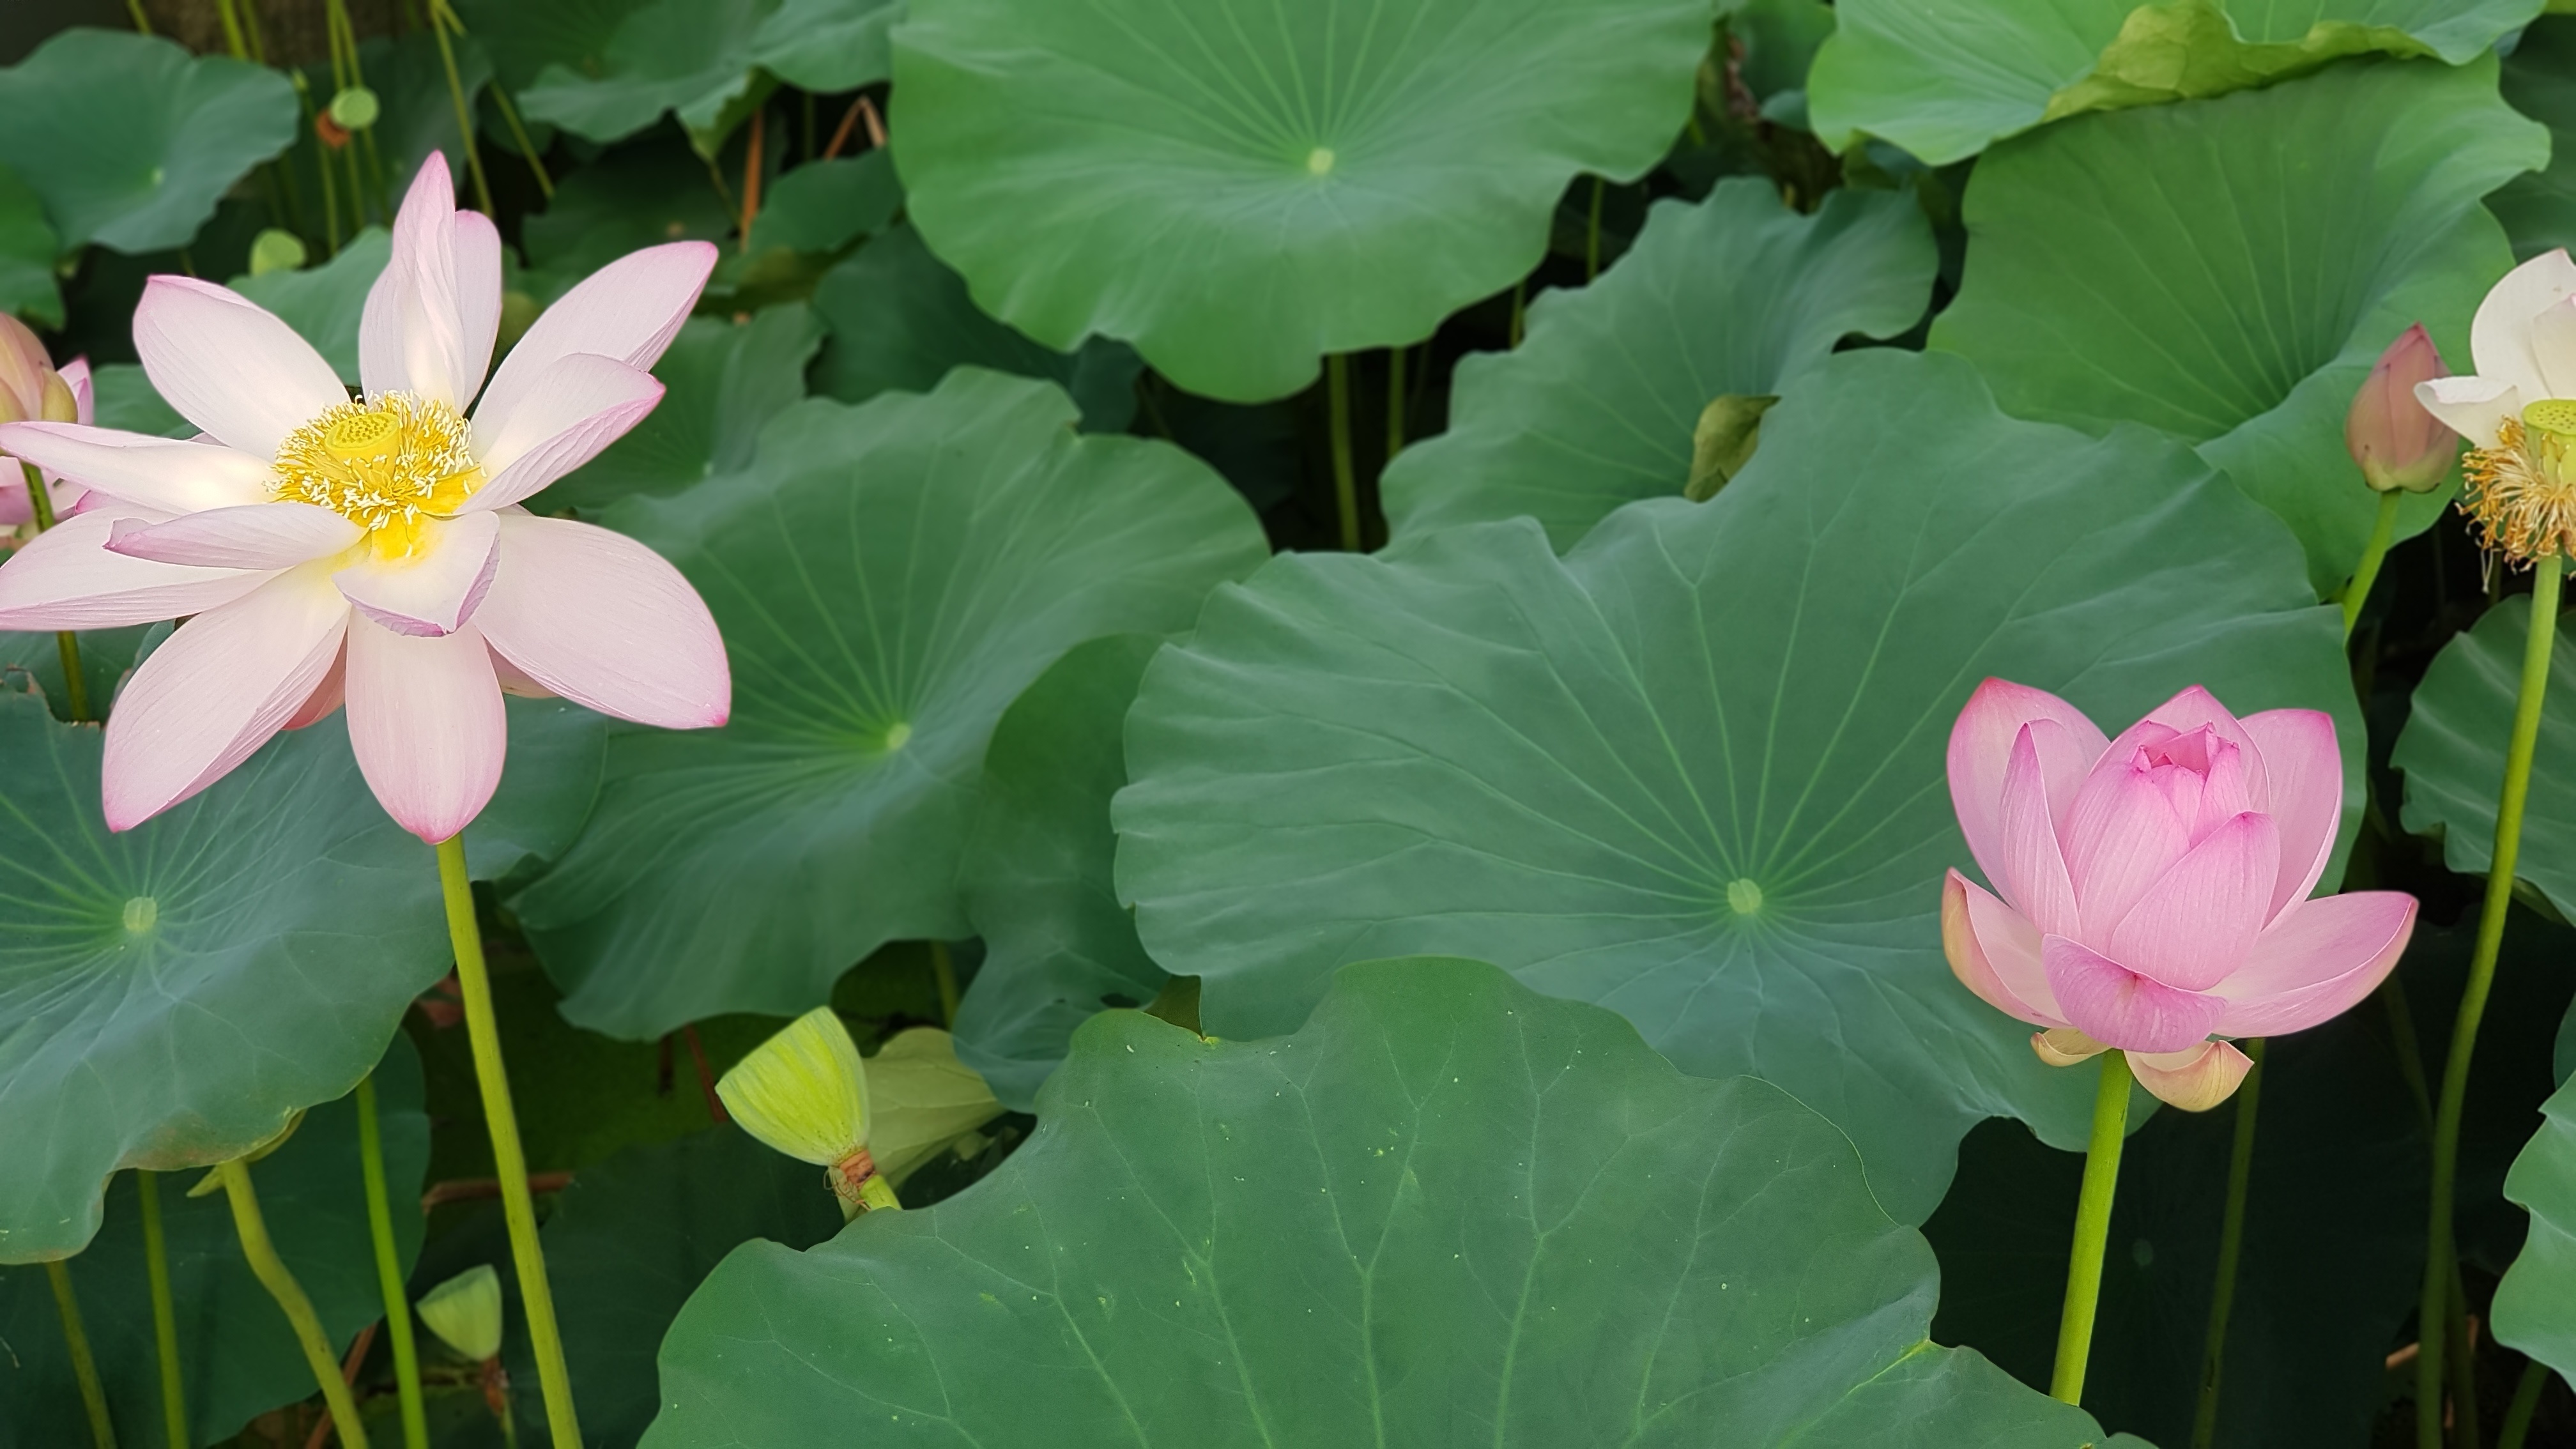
2412 249 2576 563
0 310 93 527
0 154 730 842
1942 680 2416 1111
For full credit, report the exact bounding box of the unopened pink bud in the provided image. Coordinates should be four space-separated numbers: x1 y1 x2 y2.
2347 323 2457 493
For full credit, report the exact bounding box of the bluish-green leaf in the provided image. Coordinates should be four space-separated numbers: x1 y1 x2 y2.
540 303 825 514
2394 595 2576 919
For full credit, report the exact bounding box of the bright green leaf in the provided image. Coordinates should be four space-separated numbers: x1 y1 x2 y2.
0 694 448 1260
1931 57 2542 595
1381 178 1935 549
0 30 298 253
0 164 61 328
1809 0 2542 165
512 0 767 154
2495 15 2576 260
86 362 189 439
954 634 1168 1112
811 221 1142 433
2497 995 2576 1384
510 371 1269 1039
228 227 390 387
746 151 900 257
2394 595 2576 919
644 958 2121 1448
747 0 903 92
889 0 1711 401
0 1034 428 1444
539 303 824 514
1115 348 2356 1223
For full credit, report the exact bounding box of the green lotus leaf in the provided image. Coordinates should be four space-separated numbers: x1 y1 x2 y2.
644 958 2120 1448
812 221 1141 433
0 1034 428 1446
463 698 611 888
0 626 146 725
507 1124 843 1448
228 227 390 387
0 30 297 254
0 694 448 1261
954 634 1167 1112
1114 348 2356 1223
510 369 1269 1039
747 0 903 92
1931 57 2543 595
88 363 189 439
888 0 1711 402
0 164 61 328
1925 988 2422 1445
540 303 824 515
1381 178 1936 550
746 152 900 258
518 136 732 307
1809 0 2541 165
2496 998 2576 1384
2495 15 2576 262
2393 595 2576 918
510 0 764 151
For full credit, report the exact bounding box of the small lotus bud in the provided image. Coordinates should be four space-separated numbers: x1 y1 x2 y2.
717 1006 869 1168
328 86 380 132
417 1264 505 1363
249 228 309 277
2347 323 2456 493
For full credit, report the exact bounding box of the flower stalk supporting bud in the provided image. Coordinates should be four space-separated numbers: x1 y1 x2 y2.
217 1157 369 1449
356 1074 431 1449
2052 1049 2132 1405
135 1169 187 1449
43 1257 116 1449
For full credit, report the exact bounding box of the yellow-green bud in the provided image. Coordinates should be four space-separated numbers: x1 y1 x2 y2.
862 1028 1005 1186
249 228 309 277
416 1264 504 1362
717 1006 869 1167
327 86 380 131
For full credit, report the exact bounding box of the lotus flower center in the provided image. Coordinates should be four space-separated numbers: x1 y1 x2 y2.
272 391 483 555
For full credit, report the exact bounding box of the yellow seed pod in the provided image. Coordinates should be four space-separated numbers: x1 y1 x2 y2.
717 1006 868 1167
416 1264 504 1362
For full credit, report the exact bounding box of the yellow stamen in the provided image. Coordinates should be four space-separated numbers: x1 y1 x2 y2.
272 391 482 558
2462 413 2576 565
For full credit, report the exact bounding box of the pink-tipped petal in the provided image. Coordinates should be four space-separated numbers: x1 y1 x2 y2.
344 614 505 843
100 567 349 829
2131 685 2267 802
2043 935 2227 1054
133 276 348 458
474 513 729 727
2471 248 2576 401
2108 811 2280 992
1997 726 2080 936
2212 891 2418 1038
358 155 502 409
0 508 273 629
284 643 346 728
332 510 500 636
461 355 663 513
2032 1027 2110 1066
0 422 273 514
1946 678 2107 885
2129 1040 2255 1112
2239 707 2343 917
2415 375 2520 452
105 502 359 570
471 241 714 445
2060 753 2193 941
453 213 503 406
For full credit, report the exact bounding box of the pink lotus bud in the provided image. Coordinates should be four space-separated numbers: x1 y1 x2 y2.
0 313 70 427
1941 680 2418 1112
2347 323 2456 493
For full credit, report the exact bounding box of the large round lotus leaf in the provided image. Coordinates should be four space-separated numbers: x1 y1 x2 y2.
539 304 825 515
0 694 448 1261
0 626 148 725
1381 178 1935 550
2496 1000 2576 1383
2495 16 2576 262
0 30 297 254
0 1034 427 1447
507 0 766 150
812 221 1141 434
1931 57 2542 597
2394 596 2576 919
0 164 61 329
954 634 1168 1112
228 227 391 387
463 697 611 887
747 0 903 92
887 0 1710 403
643 958 2121 1448
1924 986 2422 1446
1808 0 2541 166
1114 348 2356 1223
510 370 1269 1040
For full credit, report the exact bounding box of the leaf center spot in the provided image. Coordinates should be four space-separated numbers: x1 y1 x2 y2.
1725 878 1763 916
882 721 913 753
1305 146 1335 177
121 896 157 933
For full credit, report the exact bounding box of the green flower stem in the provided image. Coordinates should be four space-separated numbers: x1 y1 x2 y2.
22 461 89 721
427 0 496 215
45 1258 117 1448
135 1171 186 1449
356 1075 429 1449
2052 1048 2133 1406
123 0 150 34
1386 348 1406 460
2343 489 2404 639
2499 1360 2550 1449
2419 551 2564 1449
931 939 960 1028
436 835 583 1447
1327 355 1361 553
215 1158 365 1449
2190 1036 2265 1448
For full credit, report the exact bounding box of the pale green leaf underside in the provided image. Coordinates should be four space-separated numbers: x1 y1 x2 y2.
1382 178 1936 551
644 958 2118 1448
510 370 1268 1039
2496 1044 2576 1383
2393 597 2576 921
1115 348 2356 1223
889 0 1712 401
1809 0 2542 165
1932 57 2543 595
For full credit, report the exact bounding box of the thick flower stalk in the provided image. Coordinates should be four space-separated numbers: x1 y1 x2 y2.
0 151 728 843
719 1006 903 1218
2342 324 2454 636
